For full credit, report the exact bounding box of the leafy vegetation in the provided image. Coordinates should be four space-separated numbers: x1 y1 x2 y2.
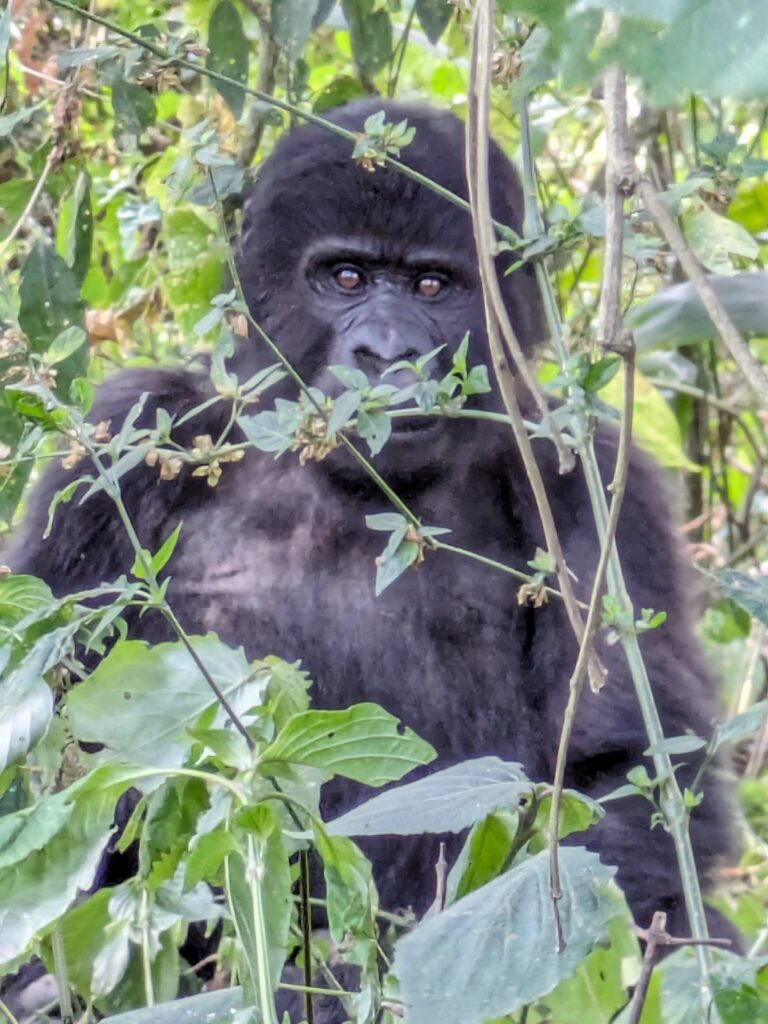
1 1 768 1022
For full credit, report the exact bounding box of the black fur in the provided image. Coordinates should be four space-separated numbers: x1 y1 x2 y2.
8 101 737 1014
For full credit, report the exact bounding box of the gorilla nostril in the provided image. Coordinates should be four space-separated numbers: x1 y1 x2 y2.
353 345 388 375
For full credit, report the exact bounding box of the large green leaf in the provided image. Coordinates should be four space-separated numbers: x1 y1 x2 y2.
0 574 54 626
66 637 269 769
714 569 768 626
206 1 249 117
627 272 768 350
392 848 624 1024
342 0 393 76
328 757 532 836
18 243 87 394
111 79 157 140
0 637 55 771
415 0 453 44
271 0 315 60
95 987 243 1023
0 769 132 968
261 703 436 785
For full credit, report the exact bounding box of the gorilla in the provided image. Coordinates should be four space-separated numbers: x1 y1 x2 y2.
8 100 736 1011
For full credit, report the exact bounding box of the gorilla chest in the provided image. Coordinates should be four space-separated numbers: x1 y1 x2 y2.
170 512 545 760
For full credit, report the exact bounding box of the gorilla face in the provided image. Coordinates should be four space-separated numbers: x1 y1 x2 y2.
236 100 543 481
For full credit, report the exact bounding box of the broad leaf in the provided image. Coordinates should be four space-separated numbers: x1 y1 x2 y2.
393 848 624 1024
261 703 435 785
271 0 315 60
328 757 532 836
0 638 55 770
66 637 269 768
0 769 133 967
18 243 86 395
206 1 249 117
343 0 393 76
95 987 243 1023
0 574 54 626
111 79 156 139
710 702 768 754
714 569 768 626
627 272 768 351
415 0 452 44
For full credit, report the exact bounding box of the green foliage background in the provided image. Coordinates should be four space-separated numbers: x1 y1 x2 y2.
1 1 768 1022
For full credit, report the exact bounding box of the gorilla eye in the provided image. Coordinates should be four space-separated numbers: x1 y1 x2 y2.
334 266 364 291
416 275 444 298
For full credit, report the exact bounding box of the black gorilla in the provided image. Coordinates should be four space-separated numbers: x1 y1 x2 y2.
9 100 735 989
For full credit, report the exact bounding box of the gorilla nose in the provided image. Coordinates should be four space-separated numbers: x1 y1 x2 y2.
353 343 420 379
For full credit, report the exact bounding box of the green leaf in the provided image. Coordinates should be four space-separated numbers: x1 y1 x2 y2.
374 537 419 595
0 574 54 626
92 987 243 1023
206 1 249 118
66 637 269 769
314 826 375 943
261 703 436 785
18 243 83 353
343 0 393 76
365 512 408 532
447 812 519 902
185 828 238 889
329 364 370 390
271 0 315 60
328 757 532 836
111 79 157 138
710 702 768 754
151 521 183 576
227 808 292 998
18 243 86 396
714 569 768 626
582 355 621 393
643 734 707 757
313 75 367 112
599 368 699 471
357 406 391 455
55 171 93 289
44 325 87 366
393 848 625 1023
415 0 453 44
327 389 361 436
544 915 642 1023
0 639 55 771
684 201 759 275
627 271 768 350
0 771 130 968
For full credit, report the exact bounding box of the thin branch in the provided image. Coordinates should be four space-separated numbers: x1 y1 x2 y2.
637 178 768 407
549 348 636 923
467 2 597 698
47 0 487 225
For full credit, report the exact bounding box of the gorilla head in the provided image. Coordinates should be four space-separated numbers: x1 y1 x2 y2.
237 100 544 479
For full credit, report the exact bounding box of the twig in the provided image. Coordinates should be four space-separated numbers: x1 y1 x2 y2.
627 911 731 1024
238 10 280 167
549 38 636 940
467 1 592 693
429 842 448 914
0 144 59 257
637 178 768 408
626 911 667 1024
